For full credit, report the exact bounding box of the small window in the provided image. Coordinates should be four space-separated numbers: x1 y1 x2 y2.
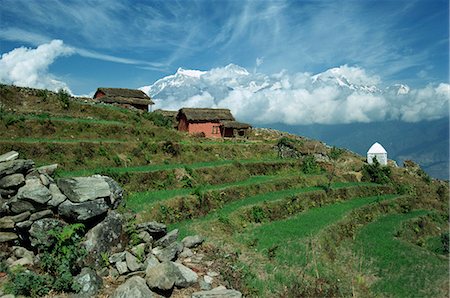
212 126 220 134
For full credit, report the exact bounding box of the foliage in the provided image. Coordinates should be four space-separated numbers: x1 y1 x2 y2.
143 112 173 128
162 141 181 156
329 146 344 161
57 88 70 109
301 155 321 174
362 158 391 184
5 269 52 297
40 223 86 292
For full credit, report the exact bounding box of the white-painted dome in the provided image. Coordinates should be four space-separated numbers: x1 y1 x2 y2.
368 142 387 154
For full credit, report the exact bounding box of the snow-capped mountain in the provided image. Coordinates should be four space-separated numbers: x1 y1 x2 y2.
141 64 410 104
139 63 447 126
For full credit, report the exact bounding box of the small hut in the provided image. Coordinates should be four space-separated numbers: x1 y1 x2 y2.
221 121 252 138
176 108 251 138
367 142 387 165
93 88 154 111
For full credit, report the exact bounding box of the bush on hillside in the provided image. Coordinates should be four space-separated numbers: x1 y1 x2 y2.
142 112 173 128
362 158 391 184
301 155 321 174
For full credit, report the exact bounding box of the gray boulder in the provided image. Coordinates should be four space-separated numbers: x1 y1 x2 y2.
0 232 18 243
116 261 129 275
58 198 109 222
37 164 58 176
29 218 66 248
109 251 126 264
182 235 205 249
126 251 143 272
152 241 183 262
154 229 178 248
0 217 14 229
73 267 103 298
172 262 198 288
112 276 156 298
8 211 31 223
0 159 34 178
191 289 243 298
145 261 177 291
47 183 67 207
145 261 197 291
57 176 111 203
136 221 167 238
0 151 19 163
29 209 53 221
83 211 123 266
16 178 52 205
8 197 39 214
144 254 160 274
0 174 25 189
102 176 124 208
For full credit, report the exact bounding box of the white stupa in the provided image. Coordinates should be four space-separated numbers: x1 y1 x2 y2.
367 142 387 165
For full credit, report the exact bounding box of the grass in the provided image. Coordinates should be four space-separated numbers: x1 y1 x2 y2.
57 158 292 177
0 138 126 143
126 175 286 212
171 181 377 237
18 113 126 125
355 210 449 297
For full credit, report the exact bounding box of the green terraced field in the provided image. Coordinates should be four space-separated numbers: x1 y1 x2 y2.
355 211 449 297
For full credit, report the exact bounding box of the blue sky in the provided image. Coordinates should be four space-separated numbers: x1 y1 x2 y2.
0 0 448 95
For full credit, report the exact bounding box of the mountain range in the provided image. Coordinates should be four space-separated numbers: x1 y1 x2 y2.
140 64 449 179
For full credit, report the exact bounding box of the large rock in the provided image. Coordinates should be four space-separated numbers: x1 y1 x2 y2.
16 178 52 205
154 229 178 248
29 218 66 248
145 261 197 291
0 217 14 229
152 241 183 262
58 198 109 222
182 235 204 249
0 151 19 163
126 251 143 272
172 262 198 287
137 221 167 239
0 232 18 242
83 211 123 265
57 176 111 203
73 267 103 298
37 164 58 176
47 183 67 207
191 289 243 298
0 159 34 178
8 197 39 214
145 261 177 291
0 174 25 189
112 276 156 298
102 176 124 208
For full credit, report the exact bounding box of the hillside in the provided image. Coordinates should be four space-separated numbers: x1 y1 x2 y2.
0 84 448 297
269 119 449 180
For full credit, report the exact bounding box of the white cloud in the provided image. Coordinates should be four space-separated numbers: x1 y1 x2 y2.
147 64 450 125
0 40 73 92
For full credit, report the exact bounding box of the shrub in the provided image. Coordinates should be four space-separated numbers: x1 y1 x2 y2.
362 158 391 184
57 88 70 109
5 269 52 298
441 232 449 254
40 223 86 292
143 112 173 128
301 155 321 174
162 141 181 157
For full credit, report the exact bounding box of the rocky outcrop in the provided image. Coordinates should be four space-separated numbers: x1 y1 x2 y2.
0 151 242 298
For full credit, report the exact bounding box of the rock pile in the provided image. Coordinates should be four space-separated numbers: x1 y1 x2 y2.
0 151 242 297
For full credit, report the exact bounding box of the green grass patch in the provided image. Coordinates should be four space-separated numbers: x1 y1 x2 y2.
0 138 126 144
21 114 126 125
57 158 291 177
355 211 449 297
126 175 284 212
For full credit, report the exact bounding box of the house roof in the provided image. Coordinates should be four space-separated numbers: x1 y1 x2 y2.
221 120 252 129
177 108 235 122
367 142 387 154
94 87 154 105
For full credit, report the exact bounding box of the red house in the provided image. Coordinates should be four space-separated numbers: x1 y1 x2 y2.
176 108 251 138
93 87 154 111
